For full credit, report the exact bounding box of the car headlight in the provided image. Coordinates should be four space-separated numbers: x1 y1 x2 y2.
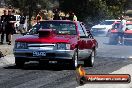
56 43 70 50
15 42 27 49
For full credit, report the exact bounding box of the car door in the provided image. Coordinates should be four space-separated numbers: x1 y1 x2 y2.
78 23 92 60
81 23 95 49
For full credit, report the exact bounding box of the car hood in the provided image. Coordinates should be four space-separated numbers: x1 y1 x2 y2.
92 25 112 29
124 30 132 34
15 34 78 43
110 30 132 34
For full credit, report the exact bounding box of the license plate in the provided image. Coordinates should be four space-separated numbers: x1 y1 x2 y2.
49 61 57 64
33 51 46 56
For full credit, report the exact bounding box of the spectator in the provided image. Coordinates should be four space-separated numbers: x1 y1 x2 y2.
73 13 77 21
65 13 70 20
5 9 16 45
117 15 126 45
53 9 61 20
36 12 42 23
47 10 54 20
59 11 66 20
18 12 26 35
0 9 8 44
68 12 77 21
68 12 74 21
42 10 48 20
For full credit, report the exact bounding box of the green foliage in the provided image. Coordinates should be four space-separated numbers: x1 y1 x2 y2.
4 0 55 15
5 0 131 25
60 0 111 24
60 0 130 25
4 0 55 27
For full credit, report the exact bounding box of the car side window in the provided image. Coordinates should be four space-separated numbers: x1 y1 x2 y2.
81 23 94 38
80 23 88 36
29 23 40 34
78 23 86 37
88 30 93 38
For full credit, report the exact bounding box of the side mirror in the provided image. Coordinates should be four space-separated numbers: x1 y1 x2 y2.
125 28 129 31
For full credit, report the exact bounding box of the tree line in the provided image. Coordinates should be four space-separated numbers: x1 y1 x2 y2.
60 0 131 25
4 0 132 26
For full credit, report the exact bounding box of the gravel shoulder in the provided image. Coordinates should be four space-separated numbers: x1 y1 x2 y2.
0 34 21 57
0 45 13 57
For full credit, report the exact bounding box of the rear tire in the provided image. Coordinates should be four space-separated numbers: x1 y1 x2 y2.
84 50 95 67
15 58 25 68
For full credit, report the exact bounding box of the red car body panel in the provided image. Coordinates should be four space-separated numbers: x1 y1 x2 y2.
110 22 132 33
16 34 77 44
110 30 118 33
124 30 132 34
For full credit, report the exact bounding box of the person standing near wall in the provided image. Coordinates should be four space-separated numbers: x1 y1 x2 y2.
0 9 7 44
18 12 26 35
5 9 16 45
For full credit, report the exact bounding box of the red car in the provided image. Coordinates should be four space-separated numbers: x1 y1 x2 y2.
109 21 132 45
13 20 98 69
123 21 132 45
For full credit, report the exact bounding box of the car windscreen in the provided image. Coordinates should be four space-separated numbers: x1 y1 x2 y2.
126 24 132 30
112 23 120 29
29 21 77 35
100 21 114 25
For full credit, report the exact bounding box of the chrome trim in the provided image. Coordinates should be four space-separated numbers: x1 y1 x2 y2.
28 46 54 50
28 44 56 47
13 49 75 60
14 49 74 52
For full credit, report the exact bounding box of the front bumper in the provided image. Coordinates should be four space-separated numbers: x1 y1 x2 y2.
13 49 75 61
124 38 132 45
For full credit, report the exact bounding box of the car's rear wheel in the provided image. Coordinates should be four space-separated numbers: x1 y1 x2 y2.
84 50 95 67
15 58 25 68
70 51 78 69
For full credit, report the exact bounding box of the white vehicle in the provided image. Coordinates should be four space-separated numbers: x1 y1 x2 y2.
91 20 121 36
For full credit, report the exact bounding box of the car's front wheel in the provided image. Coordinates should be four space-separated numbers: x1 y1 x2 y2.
84 50 95 67
70 51 78 69
15 58 25 68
